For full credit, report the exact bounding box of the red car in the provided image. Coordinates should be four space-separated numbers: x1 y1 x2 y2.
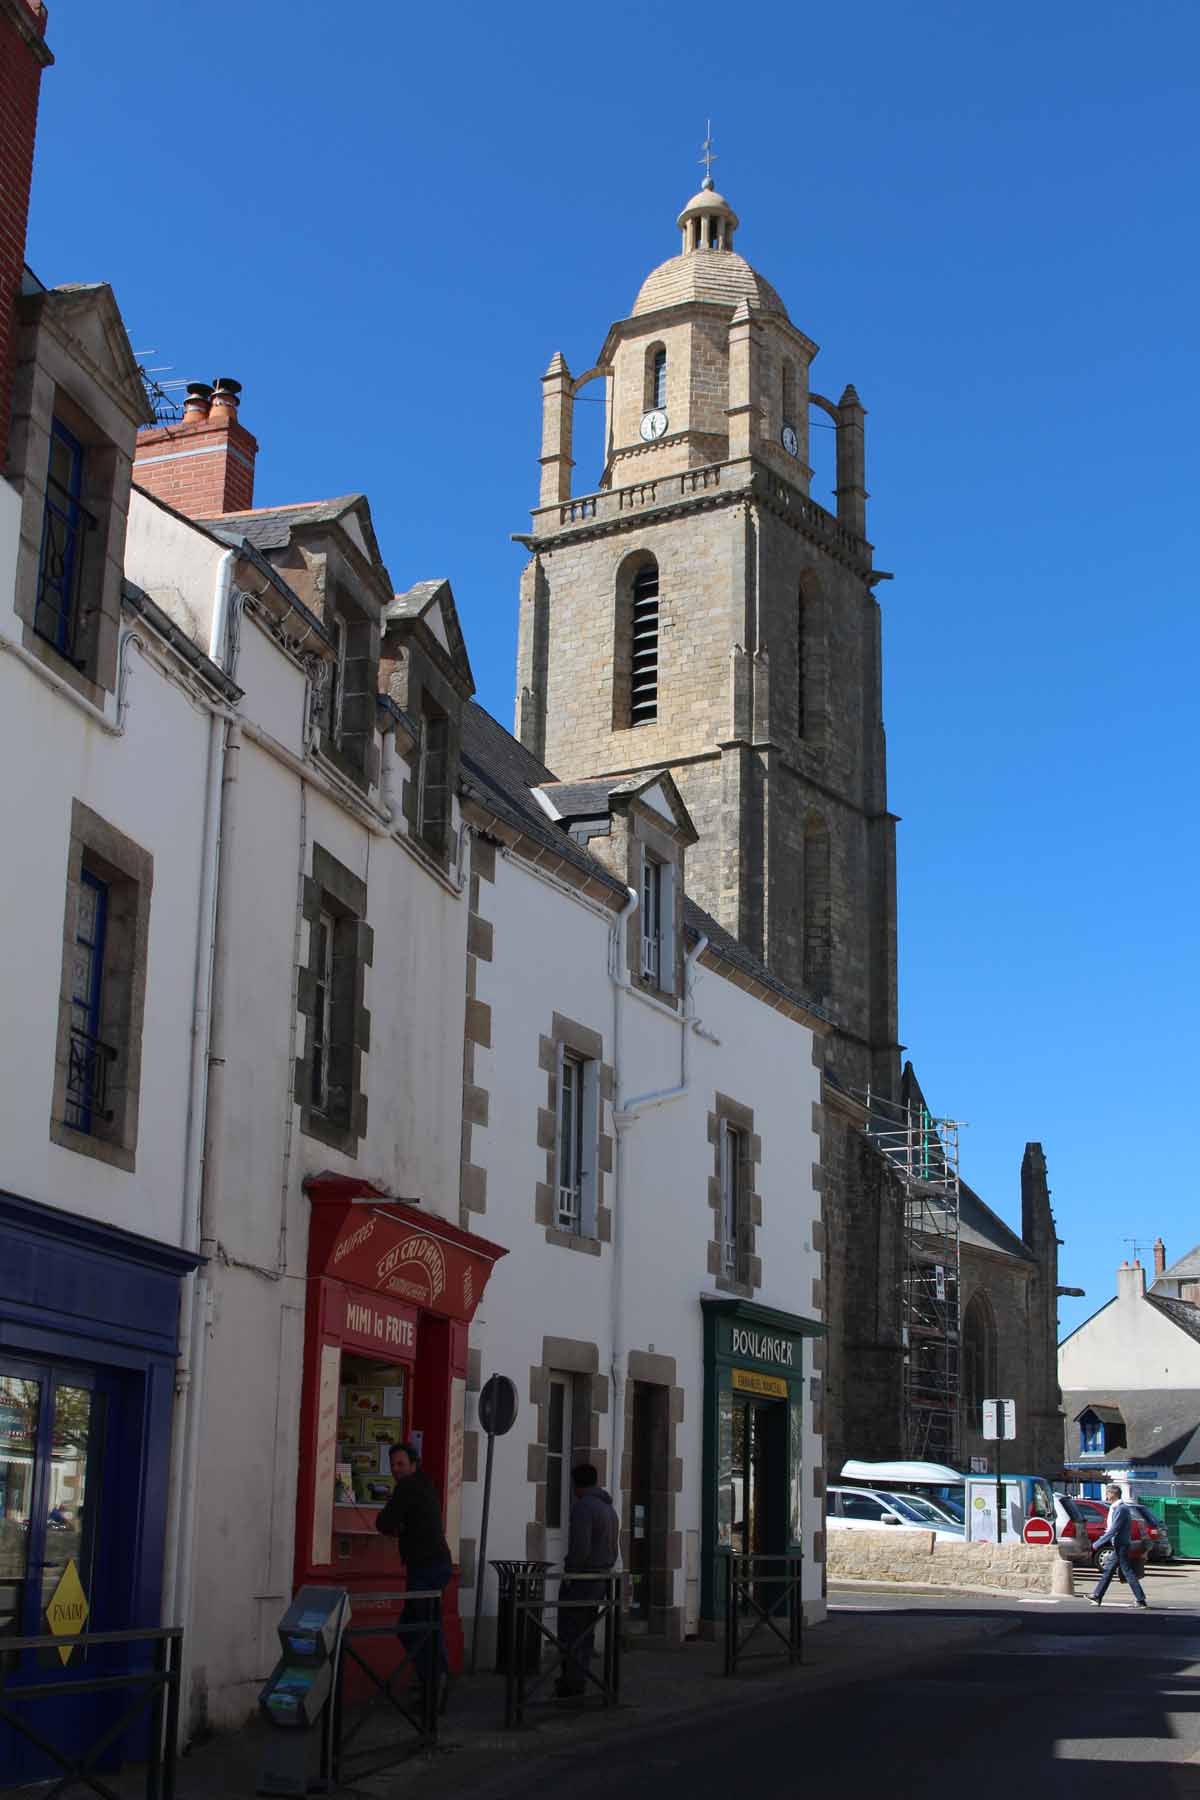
1076 1497 1171 1566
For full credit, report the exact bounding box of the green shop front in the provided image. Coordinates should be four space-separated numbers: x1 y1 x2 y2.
701 1296 824 1626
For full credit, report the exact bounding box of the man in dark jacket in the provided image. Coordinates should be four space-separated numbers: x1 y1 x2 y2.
1090 1484 1149 1608
556 1463 620 1698
376 1442 454 1704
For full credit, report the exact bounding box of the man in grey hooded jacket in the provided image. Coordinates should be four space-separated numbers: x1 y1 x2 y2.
556 1464 620 1697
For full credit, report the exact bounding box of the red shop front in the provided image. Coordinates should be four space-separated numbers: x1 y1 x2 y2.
296 1176 506 1677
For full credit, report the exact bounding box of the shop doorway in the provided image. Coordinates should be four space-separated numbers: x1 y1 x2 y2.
629 1382 670 1629
0 1355 129 1781
727 1394 788 1560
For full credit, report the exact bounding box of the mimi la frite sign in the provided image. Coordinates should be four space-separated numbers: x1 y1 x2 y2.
46 1558 89 1664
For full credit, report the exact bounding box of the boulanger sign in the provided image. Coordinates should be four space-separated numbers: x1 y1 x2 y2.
715 1316 810 1374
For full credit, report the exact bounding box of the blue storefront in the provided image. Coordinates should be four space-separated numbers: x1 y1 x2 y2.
0 1190 196 1783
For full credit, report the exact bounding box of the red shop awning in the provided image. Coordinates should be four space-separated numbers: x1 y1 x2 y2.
304 1174 507 1325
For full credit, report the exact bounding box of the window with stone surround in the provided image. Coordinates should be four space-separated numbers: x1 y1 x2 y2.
296 844 372 1155
50 800 153 1172
706 1095 762 1295
416 694 451 856
796 588 807 737
19 388 125 696
536 1015 613 1254
314 590 376 792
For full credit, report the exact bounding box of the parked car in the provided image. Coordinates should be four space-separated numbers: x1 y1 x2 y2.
1052 1493 1095 1564
1075 1496 1171 1567
826 1486 963 1541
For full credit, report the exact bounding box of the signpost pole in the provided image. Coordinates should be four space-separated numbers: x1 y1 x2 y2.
469 1424 496 1675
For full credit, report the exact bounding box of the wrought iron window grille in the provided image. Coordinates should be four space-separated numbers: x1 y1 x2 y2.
65 1025 117 1132
34 473 98 669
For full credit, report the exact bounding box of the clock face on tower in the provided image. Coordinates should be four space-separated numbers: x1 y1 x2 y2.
640 409 668 442
781 423 799 458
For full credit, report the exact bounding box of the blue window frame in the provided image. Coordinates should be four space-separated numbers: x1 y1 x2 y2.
35 418 87 660
652 349 667 410
66 870 111 1133
1081 1418 1104 1454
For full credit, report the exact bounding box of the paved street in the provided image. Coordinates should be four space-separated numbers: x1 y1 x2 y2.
465 1566 1200 1800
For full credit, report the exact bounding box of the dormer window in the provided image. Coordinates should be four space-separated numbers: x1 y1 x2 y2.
639 849 676 992
36 418 91 662
417 695 450 855
641 854 663 983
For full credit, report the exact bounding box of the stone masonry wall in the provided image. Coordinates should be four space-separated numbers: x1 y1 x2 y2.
829 1528 1063 1594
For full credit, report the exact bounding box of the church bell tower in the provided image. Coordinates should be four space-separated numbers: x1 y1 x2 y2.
515 170 899 1097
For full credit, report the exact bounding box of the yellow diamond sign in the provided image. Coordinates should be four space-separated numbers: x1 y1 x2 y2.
46 1558 89 1665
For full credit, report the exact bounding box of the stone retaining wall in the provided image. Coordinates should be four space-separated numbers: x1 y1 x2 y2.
828 1529 1063 1593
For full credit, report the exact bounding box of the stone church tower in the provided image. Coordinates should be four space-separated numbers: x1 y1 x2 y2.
515 176 898 1104
514 173 910 1477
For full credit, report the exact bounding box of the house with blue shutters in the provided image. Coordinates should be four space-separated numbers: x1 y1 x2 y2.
1059 1244 1200 1500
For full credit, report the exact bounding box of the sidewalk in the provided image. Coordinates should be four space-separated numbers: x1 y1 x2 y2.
8 1596 1019 1800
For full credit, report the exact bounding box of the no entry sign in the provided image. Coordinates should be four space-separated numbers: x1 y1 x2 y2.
1023 1517 1054 1546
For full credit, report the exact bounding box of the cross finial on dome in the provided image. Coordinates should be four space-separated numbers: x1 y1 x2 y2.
699 119 716 191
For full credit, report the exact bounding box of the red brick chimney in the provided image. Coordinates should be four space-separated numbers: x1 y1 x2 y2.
1154 1237 1166 1277
0 0 53 474
133 377 258 517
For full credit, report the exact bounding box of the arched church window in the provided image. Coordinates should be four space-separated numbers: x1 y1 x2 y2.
782 362 796 431
962 1293 998 1424
644 345 667 412
631 564 660 724
803 815 831 993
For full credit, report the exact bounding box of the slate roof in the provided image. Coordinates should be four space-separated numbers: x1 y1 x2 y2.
538 778 626 819
958 1179 1033 1262
1062 1389 1200 1469
204 495 366 551
460 703 627 897
1075 1402 1124 1425
1156 1244 1200 1284
461 703 829 1023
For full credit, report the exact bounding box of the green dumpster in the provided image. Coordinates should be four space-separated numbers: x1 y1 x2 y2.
1143 1496 1200 1559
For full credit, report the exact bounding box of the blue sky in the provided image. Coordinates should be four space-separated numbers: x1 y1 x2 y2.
28 1 1199 1341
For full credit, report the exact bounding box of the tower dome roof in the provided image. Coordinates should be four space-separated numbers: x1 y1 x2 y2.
632 250 788 319
632 170 787 319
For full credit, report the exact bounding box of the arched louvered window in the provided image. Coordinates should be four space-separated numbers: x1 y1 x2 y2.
782 361 796 430
631 564 659 724
652 349 667 409
803 815 831 993
644 343 667 413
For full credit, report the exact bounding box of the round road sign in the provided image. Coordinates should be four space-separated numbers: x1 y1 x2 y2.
478 1373 518 1437
1023 1516 1054 1546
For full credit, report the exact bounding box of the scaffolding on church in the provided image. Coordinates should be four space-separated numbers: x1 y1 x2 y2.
860 1089 962 1465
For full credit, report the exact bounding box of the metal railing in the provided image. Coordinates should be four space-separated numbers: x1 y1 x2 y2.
34 480 98 667
329 1588 443 1785
0 1625 181 1799
723 1553 803 1676
66 1026 118 1132
504 1570 621 1727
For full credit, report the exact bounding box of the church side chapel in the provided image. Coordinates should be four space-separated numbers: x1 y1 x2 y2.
513 149 1063 1480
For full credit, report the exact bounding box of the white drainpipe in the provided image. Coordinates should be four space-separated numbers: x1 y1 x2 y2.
161 551 236 1723
607 883 708 1488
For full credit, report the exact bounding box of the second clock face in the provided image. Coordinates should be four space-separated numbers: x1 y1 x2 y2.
640 409 668 442
781 423 799 458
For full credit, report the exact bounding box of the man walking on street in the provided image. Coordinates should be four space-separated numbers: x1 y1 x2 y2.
556 1463 620 1698
376 1441 455 1711
1090 1484 1149 1608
